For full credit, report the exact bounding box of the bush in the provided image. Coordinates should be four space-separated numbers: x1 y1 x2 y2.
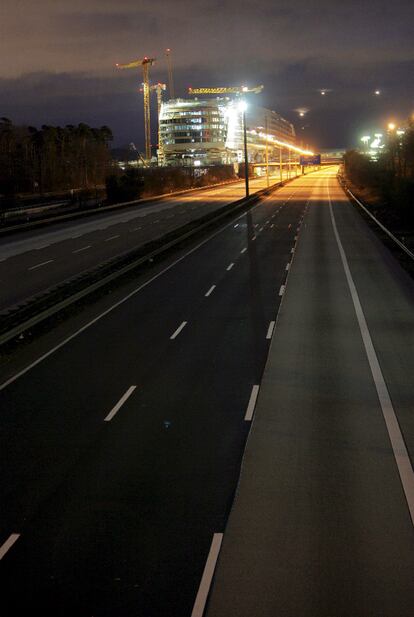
105 170 144 204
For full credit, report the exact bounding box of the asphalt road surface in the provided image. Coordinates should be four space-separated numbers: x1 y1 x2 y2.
2 168 412 616
0 172 295 311
0 171 309 615
206 168 414 617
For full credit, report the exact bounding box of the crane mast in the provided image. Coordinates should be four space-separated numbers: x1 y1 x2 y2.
150 83 167 164
116 56 155 162
165 48 175 99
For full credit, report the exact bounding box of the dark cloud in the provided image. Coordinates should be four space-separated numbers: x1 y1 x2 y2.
0 0 413 148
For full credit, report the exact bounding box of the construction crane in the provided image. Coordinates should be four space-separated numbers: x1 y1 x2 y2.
116 56 155 161
165 48 175 99
150 82 167 163
188 85 264 95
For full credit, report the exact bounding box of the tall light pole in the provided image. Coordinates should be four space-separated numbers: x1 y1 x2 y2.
265 114 269 188
239 100 249 197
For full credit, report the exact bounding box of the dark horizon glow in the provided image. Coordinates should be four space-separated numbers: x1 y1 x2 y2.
0 0 413 150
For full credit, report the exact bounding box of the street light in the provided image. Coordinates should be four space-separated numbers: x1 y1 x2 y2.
388 122 396 131
239 100 249 197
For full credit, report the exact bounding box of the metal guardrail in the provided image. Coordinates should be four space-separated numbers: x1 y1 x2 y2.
338 175 414 262
0 180 286 347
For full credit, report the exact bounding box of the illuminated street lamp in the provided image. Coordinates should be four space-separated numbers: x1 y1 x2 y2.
374 90 381 96
388 122 396 131
238 100 249 197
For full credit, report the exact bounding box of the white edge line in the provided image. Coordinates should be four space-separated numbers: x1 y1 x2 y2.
328 181 414 526
266 321 275 340
170 321 187 340
205 285 216 297
0 191 274 393
0 534 20 560
245 385 260 421
104 385 136 422
191 533 223 617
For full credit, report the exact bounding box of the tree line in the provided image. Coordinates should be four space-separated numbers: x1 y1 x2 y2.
0 118 114 198
344 120 414 225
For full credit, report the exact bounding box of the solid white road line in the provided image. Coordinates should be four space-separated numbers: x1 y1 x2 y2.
240 247 247 254
72 245 91 254
279 284 286 296
226 263 234 271
266 321 275 339
28 259 54 271
328 183 414 526
0 534 20 560
205 285 216 297
245 385 260 421
104 386 136 422
170 321 187 340
105 234 120 241
191 533 223 617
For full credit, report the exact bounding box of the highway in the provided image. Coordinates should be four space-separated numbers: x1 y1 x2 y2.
0 173 294 311
1 168 413 616
0 170 308 615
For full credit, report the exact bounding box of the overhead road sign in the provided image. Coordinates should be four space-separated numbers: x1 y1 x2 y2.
300 154 321 166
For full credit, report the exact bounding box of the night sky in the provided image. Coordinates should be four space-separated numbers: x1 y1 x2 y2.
1 0 413 150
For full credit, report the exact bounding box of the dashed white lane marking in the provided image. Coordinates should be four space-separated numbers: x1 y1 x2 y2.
0 192 274 393
105 234 120 241
234 223 239 228
245 385 260 421
294 235 298 240
266 321 275 339
279 284 286 296
251 235 256 241
296 227 300 232
191 533 223 617
205 285 216 297
28 259 54 271
270 223 274 228
286 262 290 271
240 247 247 254
328 185 414 526
0 534 20 560
170 321 187 340
226 262 234 271
259 226 264 232
130 226 142 231
104 386 137 422
72 245 91 254
291 247 295 254
254 224 259 228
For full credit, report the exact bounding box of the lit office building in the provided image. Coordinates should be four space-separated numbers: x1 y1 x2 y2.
159 98 296 166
